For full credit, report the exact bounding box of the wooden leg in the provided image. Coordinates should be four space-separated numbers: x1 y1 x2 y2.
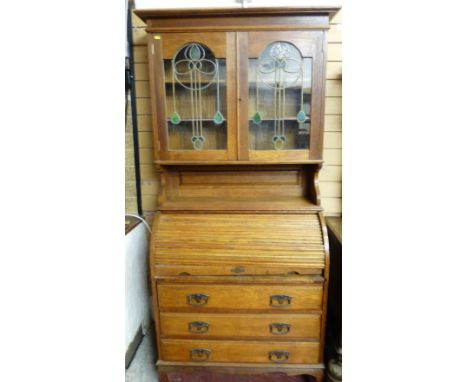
157 368 169 382
159 365 325 382
307 369 324 382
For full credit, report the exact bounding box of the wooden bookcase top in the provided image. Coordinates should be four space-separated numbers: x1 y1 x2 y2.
135 6 341 22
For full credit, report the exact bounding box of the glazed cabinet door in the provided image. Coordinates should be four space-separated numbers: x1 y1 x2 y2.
149 33 237 161
238 31 327 161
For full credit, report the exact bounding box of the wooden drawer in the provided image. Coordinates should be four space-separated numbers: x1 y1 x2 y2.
160 313 321 339
158 284 323 312
154 263 323 277
161 339 320 364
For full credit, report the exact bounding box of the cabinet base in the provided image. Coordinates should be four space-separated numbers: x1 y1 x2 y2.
157 362 324 382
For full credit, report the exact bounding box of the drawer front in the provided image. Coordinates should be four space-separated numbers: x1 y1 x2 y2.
158 284 323 311
154 264 323 277
160 313 321 339
161 339 320 364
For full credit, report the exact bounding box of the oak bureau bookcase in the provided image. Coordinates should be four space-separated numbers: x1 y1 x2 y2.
135 7 340 382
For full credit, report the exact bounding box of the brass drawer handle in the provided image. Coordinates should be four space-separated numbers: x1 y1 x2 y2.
269 350 289 363
190 348 211 361
188 321 209 334
269 322 291 335
270 294 292 307
187 293 209 306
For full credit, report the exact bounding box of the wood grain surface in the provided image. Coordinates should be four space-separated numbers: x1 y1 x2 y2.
132 6 340 380
153 213 326 266
158 284 323 312
160 312 321 339
160 339 320 364
130 7 341 216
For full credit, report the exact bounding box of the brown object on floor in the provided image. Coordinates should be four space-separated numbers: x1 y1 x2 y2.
125 216 141 235
167 371 310 382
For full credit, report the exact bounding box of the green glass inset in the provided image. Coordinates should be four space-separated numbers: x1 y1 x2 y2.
272 135 286 150
192 136 205 150
170 112 181 125
189 45 202 60
274 139 283 150
213 110 224 125
296 110 306 123
252 111 262 125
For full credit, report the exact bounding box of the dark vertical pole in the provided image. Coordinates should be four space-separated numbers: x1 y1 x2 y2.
126 0 143 216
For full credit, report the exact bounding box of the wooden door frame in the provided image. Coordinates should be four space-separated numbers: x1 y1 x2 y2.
148 32 238 162
236 30 327 162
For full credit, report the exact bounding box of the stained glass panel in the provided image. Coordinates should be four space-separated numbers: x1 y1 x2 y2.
164 43 227 151
249 42 312 150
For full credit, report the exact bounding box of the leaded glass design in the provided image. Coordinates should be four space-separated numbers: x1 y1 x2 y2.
249 42 312 150
165 43 227 151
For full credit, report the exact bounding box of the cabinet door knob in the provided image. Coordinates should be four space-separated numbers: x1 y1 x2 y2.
269 350 289 363
269 322 291 335
190 348 211 361
187 293 209 306
270 294 292 307
188 321 209 334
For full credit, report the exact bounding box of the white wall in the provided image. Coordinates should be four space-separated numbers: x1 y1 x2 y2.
125 223 151 351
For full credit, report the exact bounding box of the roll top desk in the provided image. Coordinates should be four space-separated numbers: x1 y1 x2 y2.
135 6 340 382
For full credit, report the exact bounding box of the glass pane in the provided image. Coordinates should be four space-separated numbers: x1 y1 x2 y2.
164 43 227 151
248 42 312 151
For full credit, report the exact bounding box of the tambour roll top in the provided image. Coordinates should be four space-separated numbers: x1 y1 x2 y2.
152 213 326 277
